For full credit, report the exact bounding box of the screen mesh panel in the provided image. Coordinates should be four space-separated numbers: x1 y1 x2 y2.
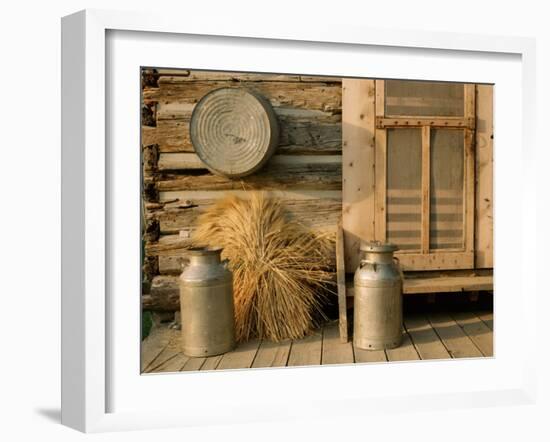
385 80 464 117
429 129 465 250
386 128 422 251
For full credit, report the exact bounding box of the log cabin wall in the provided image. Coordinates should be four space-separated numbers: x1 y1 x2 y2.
141 69 343 312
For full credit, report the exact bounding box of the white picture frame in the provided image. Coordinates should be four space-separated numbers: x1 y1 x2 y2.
61 9 538 433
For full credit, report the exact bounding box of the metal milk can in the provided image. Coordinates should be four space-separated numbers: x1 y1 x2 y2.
179 247 236 357
353 241 403 350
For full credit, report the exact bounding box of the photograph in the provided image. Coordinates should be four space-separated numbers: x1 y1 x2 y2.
139 68 494 373
2 0 547 437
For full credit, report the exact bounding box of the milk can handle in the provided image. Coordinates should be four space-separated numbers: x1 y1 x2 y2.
359 260 377 272
222 258 230 269
393 257 405 280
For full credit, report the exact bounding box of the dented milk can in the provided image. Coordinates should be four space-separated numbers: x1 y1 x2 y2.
179 247 236 357
353 241 403 350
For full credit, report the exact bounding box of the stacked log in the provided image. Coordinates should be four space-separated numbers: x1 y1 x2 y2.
141 69 343 312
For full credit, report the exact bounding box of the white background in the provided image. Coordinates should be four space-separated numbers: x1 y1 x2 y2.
1 0 549 441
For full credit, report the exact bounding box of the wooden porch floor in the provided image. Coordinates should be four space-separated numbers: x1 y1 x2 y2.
141 310 493 373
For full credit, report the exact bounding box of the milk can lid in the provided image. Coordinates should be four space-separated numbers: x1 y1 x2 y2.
360 241 398 253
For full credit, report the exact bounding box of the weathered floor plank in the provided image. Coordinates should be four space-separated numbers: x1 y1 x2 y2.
251 340 292 368
452 311 494 357
354 346 387 363
216 339 261 370
141 340 167 372
428 313 483 359
141 327 177 373
404 316 451 360
182 357 206 371
287 330 323 367
154 352 189 373
200 355 224 371
142 311 493 372
475 310 494 331
322 322 354 365
385 331 420 362
146 348 181 373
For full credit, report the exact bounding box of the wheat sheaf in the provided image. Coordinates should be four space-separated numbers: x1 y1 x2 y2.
192 192 335 342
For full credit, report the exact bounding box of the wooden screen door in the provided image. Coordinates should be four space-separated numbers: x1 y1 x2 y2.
373 80 476 271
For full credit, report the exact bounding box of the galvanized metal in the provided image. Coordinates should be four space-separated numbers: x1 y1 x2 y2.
353 241 403 350
190 87 279 178
179 247 236 357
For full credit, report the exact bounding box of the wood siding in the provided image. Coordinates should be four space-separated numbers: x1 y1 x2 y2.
142 69 343 308
475 85 493 268
341 79 376 272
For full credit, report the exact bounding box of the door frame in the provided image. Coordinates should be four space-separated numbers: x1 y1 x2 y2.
373 80 476 271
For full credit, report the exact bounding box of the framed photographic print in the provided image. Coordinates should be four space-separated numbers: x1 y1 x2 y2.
61 9 538 433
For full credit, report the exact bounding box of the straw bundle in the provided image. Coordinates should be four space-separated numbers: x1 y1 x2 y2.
193 192 335 342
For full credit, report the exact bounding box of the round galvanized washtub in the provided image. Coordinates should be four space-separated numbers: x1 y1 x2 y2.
179 247 236 357
353 241 403 350
190 87 279 178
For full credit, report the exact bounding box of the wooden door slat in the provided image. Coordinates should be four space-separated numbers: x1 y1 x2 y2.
374 80 387 242
475 85 494 268
342 79 376 272
421 126 431 254
464 128 475 259
376 117 474 129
